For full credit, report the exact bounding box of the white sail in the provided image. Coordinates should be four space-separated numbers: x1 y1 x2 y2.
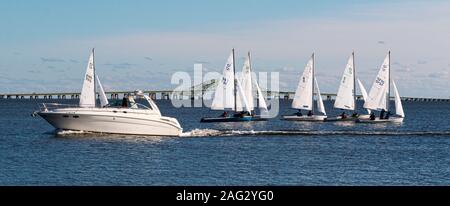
392 81 405 117
236 78 251 113
95 74 109 107
292 56 314 110
315 77 326 115
236 54 254 111
211 50 236 110
334 53 355 110
255 81 268 111
364 52 390 111
79 49 96 108
357 79 371 114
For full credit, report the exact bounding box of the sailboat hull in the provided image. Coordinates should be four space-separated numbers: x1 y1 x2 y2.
356 116 404 123
281 115 327 121
201 116 267 123
38 109 183 136
324 116 358 122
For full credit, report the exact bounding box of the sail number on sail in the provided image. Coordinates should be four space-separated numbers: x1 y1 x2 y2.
85 74 92 83
375 77 384 86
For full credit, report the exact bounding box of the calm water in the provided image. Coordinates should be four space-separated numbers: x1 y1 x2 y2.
0 99 449 185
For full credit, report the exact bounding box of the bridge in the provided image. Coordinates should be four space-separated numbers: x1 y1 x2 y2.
0 79 449 102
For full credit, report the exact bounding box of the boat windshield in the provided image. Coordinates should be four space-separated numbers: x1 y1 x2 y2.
106 97 151 110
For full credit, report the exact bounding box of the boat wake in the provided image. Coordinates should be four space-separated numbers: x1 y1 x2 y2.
55 129 93 136
54 128 450 138
182 129 450 137
180 129 223 137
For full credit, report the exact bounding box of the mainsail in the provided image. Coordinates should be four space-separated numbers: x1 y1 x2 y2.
392 81 405 117
364 52 390 111
315 77 326 115
334 53 355 110
79 49 96 108
211 50 236 110
292 55 314 110
357 79 371 114
95 74 109 108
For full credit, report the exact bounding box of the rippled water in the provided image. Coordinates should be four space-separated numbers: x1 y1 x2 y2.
0 99 449 185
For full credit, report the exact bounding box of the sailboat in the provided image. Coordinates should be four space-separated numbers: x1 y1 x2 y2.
357 51 405 123
325 52 357 121
282 53 327 121
201 49 268 122
326 52 370 121
36 49 183 136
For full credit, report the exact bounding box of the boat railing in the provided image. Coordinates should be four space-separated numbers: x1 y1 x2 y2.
39 103 80 111
39 102 152 111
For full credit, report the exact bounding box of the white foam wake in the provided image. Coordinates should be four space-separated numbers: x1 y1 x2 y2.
180 128 223 137
56 129 91 135
181 129 450 137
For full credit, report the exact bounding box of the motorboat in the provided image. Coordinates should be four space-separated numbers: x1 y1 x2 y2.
36 49 183 136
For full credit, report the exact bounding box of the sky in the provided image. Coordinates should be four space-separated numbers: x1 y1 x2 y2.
0 0 449 98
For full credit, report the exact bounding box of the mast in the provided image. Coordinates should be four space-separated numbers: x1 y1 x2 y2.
387 50 391 112
233 48 236 111
353 51 356 112
312 53 315 114
248 51 253 113
92 48 96 105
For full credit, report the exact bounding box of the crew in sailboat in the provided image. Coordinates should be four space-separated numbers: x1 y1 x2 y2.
201 49 268 123
281 53 327 121
357 51 405 123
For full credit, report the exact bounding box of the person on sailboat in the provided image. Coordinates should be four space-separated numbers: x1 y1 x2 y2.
307 111 313 116
370 112 376 120
295 110 303 116
385 111 391 119
380 109 386 119
340 111 348 119
121 97 128 108
351 112 358 118
220 111 228 117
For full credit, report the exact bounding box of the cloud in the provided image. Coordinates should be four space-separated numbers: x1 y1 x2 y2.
392 62 407 68
69 59 79 63
195 60 211 64
396 68 412 72
104 62 137 69
27 70 41 74
41 57 65 63
281 66 295 72
144 57 153 61
377 41 385 44
428 71 449 79
392 61 412 72
417 60 427 65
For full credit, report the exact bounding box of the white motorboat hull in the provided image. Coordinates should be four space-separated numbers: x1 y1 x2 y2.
38 108 183 136
281 115 327 121
356 116 404 123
